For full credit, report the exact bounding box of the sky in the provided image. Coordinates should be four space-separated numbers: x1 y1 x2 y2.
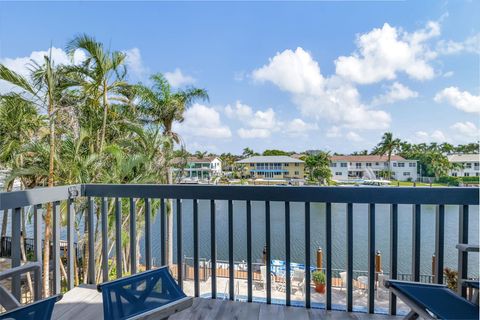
0 0 479 154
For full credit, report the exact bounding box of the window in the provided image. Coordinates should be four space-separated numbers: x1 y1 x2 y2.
465 163 472 169
366 163 372 167
341 162 347 167
294 171 299 175
330 162 337 167
335 172 342 176
452 172 457 177
476 173 479 177
384 162 388 166
465 173 470 177
403 172 410 176
409 162 416 167
295 163 300 167
250 163 254 166
375 162 379 166
284 163 289 167
398 163 405 167
393 163 397 167
355 163 361 168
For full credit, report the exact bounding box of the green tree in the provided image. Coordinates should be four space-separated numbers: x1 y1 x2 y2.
66 34 127 152
304 151 331 185
136 73 208 266
373 132 401 180
262 149 289 156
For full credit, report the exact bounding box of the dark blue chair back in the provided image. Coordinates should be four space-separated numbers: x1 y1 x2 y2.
0 295 61 320
97 267 186 320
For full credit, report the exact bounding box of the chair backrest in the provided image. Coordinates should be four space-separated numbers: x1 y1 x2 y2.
0 295 61 320
97 267 186 320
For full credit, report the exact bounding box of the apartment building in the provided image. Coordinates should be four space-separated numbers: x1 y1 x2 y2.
447 154 480 177
329 155 418 181
236 156 305 180
173 156 222 181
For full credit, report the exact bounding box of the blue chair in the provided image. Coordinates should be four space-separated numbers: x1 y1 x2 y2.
0 262 61 320
385 280 479 320
0 295 61 320
97 266 192 320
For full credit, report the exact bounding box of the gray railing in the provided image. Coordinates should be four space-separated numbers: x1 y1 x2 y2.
0 184 478 315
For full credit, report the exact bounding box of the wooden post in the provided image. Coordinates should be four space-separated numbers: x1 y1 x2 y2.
375 250 382 282
432 254 436 283
317 247 323 270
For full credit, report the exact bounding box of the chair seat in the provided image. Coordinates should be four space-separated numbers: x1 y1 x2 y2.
385 280 478 320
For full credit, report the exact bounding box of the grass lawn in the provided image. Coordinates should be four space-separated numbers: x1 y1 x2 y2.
394 181 447 187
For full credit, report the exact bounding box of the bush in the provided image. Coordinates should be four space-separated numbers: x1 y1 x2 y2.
312 270 326 284
460 176 480 184
444 267 458 291
436 176 460 186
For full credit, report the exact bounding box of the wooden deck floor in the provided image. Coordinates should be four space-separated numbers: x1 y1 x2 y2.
52 285 400 320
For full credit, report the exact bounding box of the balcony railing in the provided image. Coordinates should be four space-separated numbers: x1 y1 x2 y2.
0 184 478 316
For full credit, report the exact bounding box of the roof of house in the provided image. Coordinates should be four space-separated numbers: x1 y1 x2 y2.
447 154 480 162
329 155 408 162
236 156 304 163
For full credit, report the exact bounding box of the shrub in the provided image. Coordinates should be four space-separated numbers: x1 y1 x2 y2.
444 267 458 291
460 176 480 184
312 270 326 284
436 176 460 186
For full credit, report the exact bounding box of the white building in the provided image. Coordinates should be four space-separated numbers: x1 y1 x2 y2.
173 156 222 182
329 155 418 182
447 154 480 177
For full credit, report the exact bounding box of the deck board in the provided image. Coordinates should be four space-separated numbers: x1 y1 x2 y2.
52 285 401 320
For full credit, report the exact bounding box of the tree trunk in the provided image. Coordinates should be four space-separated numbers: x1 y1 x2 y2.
43 102 55 297
99 81 109 152
166 168 174 267
1 182 13 239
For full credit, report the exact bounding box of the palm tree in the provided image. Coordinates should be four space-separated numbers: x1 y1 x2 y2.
0 54 75 295
0 95 45 238
66 34 127 152
373 132 401 180
136 73 208 266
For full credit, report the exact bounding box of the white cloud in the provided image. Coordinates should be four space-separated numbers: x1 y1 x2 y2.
176 103 231 138
0 47 87 93
326 126 342 138
251 48 391 130
346 131 363 142
451 122 480 141
252 47 324 95
443 71 454 78
124 48 147 79
372 82 419 105
436 33 480 55
414 130 448 143
285 118 318 136
238 128 271 139
434 87 480 113
335 22 439 84
225 101 281 138
164 68 195 87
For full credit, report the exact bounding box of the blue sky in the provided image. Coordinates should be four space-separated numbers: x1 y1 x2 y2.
0 0 479 154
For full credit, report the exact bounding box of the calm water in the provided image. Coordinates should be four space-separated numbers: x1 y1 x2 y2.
147 200 479 277
2 199 478 277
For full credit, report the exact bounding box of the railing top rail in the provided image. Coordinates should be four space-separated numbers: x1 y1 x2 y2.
84 184 478 205
0 185 82 210
1 183 478 210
